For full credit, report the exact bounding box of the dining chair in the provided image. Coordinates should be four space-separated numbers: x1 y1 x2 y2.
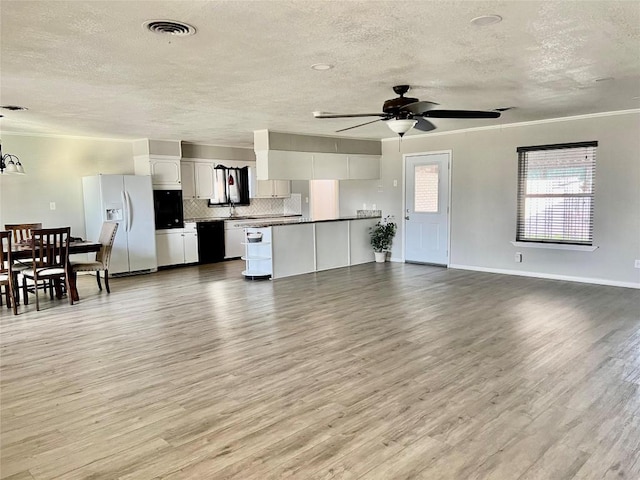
71 222 118 293
5 223 44 301
0 231 18 315
4 223 42 244
21 227 72 311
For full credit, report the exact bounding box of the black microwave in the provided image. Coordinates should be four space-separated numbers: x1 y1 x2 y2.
153 190 184 229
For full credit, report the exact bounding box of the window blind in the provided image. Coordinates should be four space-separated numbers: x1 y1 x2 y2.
516 141 597 245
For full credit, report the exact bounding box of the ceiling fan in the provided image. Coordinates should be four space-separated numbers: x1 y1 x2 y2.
313 85 501 137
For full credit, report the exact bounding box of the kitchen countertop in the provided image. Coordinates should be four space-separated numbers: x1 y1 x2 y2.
241 215 381 228
185 214 302 223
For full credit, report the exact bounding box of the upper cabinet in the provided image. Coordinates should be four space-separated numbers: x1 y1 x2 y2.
255 150 380 181
181 160 215 200
134 156 182 189
256 150 313 180
194 163 215 199
313 153 349 180
180 162 196 199
249 166 290 198
133 140 183 190
347 155 381 180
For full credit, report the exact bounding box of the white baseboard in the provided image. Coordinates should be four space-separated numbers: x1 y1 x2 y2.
448 264 640 290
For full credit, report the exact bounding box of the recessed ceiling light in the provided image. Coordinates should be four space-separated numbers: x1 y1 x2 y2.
1 105 28 111
311 63 334 71
470 14 502 26
144 20 196 36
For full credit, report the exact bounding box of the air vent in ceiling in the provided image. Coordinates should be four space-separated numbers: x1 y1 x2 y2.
1 105 28 111
144 20 196 36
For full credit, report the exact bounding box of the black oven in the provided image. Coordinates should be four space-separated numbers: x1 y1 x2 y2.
153 190 184 229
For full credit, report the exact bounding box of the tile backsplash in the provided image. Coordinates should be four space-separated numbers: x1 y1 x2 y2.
183 195 302 220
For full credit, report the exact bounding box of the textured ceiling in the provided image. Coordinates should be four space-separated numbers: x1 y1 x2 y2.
1 0 639 147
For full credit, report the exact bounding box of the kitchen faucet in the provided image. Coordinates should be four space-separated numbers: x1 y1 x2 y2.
229 201 236 218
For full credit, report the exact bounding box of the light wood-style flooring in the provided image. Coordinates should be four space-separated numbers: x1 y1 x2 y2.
1 261 639 479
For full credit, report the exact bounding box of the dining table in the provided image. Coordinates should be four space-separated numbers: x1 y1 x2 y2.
11 240 102 302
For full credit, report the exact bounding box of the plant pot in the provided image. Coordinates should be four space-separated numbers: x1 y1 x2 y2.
374 251 386 263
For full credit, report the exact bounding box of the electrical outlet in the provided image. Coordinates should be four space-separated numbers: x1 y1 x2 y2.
635 259 640 268
305 197 309 204
515 252 522 263
49 202 56 210
393 179 398 187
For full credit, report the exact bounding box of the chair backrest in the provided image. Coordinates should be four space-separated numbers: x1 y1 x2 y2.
95 222 118 268
31 227 70 269
0 231 12 276
5 223 43 243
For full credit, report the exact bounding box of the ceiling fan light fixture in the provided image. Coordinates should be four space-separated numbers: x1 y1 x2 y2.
387 118 417 137
311 63 334 71
470 14 502 26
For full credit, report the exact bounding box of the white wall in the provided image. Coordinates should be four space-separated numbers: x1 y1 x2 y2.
0 134 134 238
339 111 640 287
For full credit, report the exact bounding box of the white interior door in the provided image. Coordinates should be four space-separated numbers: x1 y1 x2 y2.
405 153 450 265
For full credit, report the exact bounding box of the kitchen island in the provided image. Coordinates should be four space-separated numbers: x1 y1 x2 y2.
241 216 381 279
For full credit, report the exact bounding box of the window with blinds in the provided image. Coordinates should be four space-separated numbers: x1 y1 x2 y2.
516 141 597 245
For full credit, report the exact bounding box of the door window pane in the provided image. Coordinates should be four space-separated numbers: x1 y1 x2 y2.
414 164 439 213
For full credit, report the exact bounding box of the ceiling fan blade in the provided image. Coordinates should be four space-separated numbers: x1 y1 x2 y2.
400 101 439 115
423 110 501 119
335 118 384 133
413 117 437 132
313 111 386 118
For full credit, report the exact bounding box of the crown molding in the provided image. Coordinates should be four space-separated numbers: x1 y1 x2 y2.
381 109 640 142
0 129 133 142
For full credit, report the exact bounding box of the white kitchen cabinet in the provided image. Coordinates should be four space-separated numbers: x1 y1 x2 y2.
348 155 380 179
313 153 349 179
181 161 216 199
150 158 182 187
183 223 199 263
273 180 290 197
255 149 379 181
156 230 186 267
256 150 313 180
250 167 290 198
180 162 196 199
156 223 199 266
134 156 182 189
195 163 215 199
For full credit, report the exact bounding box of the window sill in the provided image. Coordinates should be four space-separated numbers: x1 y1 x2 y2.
511 241 598 252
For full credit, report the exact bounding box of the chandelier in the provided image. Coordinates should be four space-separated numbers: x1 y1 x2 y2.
0 143 25 174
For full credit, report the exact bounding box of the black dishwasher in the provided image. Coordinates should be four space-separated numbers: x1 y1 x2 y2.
197 221 225 264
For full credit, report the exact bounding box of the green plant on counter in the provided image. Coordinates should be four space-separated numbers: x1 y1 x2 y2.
370 216 397 252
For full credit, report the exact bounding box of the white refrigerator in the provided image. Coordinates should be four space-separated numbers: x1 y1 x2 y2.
82 175 157 275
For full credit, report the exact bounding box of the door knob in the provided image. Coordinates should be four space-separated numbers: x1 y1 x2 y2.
405 216 410 220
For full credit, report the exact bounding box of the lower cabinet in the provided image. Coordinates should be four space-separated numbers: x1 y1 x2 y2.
156 223 198 267
183 228 199 263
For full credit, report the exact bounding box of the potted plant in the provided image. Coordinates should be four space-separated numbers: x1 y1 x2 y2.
369 215 397 262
